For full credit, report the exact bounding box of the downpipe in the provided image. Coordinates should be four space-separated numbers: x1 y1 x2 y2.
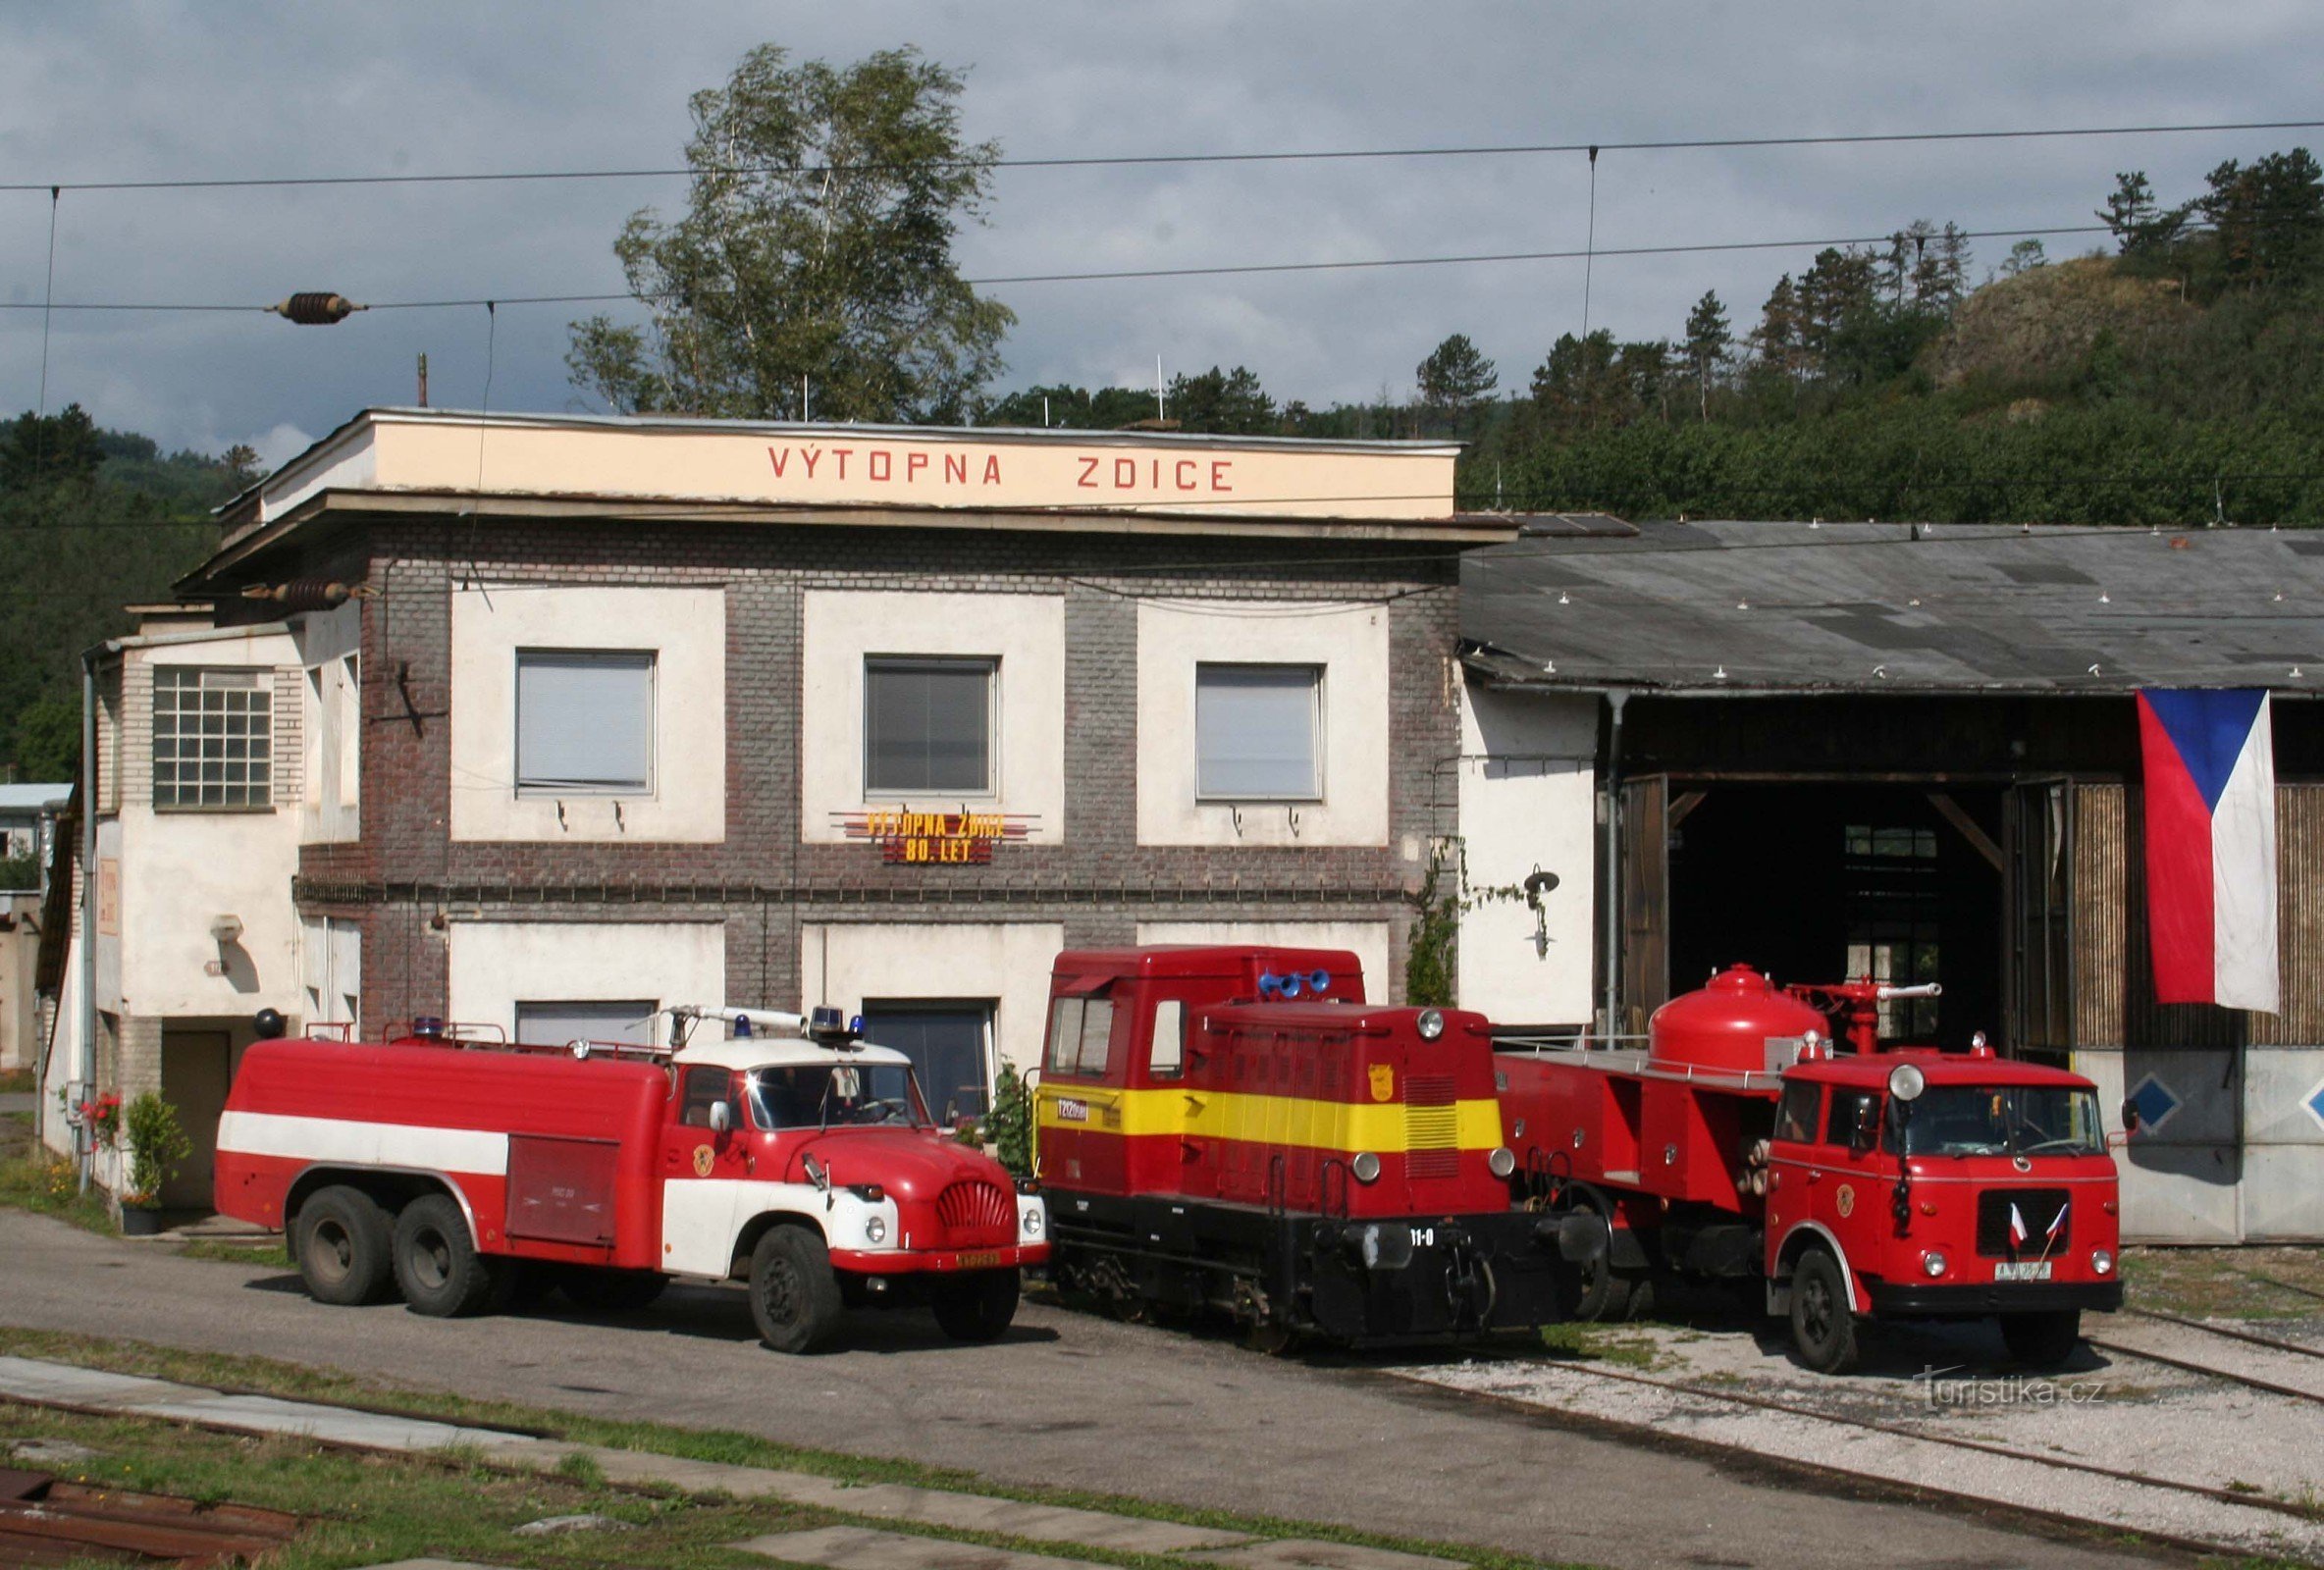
77 649 98 1195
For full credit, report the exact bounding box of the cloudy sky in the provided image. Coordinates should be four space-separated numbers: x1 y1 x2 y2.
3 2 2319 465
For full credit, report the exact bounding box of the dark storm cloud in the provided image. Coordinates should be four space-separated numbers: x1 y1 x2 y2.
2 0 2318 459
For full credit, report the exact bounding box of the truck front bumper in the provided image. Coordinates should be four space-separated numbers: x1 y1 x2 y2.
828 1241 1050 1274
1867 1279 2123 1316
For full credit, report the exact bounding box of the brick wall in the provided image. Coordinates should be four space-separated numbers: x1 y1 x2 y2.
290 515 1469 1024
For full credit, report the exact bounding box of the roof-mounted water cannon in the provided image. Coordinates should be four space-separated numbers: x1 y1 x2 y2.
1783 975 1942 1054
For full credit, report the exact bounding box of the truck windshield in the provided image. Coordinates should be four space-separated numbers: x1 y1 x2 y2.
748 1065 931 1130
1899 1085 2105 1158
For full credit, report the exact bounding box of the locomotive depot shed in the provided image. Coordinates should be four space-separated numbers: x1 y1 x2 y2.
1455 518 2324 1245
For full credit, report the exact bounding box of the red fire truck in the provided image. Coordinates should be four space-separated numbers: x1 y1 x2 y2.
1499 965 2124 1372
214 1004 1047 1352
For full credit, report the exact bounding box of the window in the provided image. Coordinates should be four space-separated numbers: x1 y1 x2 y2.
678 1066 730 1127
1043 994 1116 1077
515 1000 656 1047
865 657 994 795
1842 822 1941 1038
1824 1087 1882 1148
515 651 654 794
1195 663 1321 800
1149 999 1186 1079
152 667 272 809
1773 1079 1822 1144
857 1003 993 1123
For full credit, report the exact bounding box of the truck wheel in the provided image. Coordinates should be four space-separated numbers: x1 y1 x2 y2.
1788 1247 1860 1374
293 1185 393 1306
1999 1309 2082 1369
750 1228 842 1353
392 1194 499 1318
931 1270 1020 1343
561 1269 668 1314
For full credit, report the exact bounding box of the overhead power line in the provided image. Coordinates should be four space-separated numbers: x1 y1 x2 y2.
3 117 2322 195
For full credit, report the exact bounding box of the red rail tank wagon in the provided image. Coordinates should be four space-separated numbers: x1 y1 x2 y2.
1031 946 1590 1344
214 1004 1048 1352
1499 965 2124 1372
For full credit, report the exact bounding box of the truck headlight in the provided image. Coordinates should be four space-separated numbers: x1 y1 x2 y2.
2091 1248 2114 1276
866 1216 887 1244
1415 1009 1446 1041
1922 1250 1947 1279
1022 1207 1042 1237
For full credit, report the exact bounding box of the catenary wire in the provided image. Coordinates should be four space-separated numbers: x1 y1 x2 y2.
4 116 2323 193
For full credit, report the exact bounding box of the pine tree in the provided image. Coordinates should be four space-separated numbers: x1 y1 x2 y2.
1415 334 1500 435
1682 290 1731 420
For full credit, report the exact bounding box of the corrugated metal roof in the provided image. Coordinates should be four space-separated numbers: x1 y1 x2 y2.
0 784 70 812
1461 519 2324 694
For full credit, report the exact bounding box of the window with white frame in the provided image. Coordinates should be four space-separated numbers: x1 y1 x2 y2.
864 656 995 795
515 651 655 795
152 667 272 809
515 999 658 1047
1194 663 1322 801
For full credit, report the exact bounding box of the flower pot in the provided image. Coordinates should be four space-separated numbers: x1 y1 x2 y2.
119 1206 165 1237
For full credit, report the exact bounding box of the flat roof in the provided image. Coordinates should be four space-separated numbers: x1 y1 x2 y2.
1463 518 2324 695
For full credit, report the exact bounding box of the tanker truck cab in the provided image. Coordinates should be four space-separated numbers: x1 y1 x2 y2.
1765 1046 2122 1373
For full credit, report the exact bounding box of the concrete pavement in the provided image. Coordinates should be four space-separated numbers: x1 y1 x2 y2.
0 1211 2176 1570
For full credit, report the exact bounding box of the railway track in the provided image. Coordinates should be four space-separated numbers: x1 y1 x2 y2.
1386 1321 2324 1562
2088 1305 2324 1406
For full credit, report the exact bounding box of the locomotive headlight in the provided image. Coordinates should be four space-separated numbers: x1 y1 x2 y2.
2091 1248 2114 1276
1415 1009 1446 1041
865 1216 888 1245
1349 1151 1382 1184
1487 1146 1517 1178
1922 1250 1948 1279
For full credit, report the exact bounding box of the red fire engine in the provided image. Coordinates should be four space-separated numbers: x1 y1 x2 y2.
214 1004 1048 1352
1031 946 1589 1344
1498 965 2124 1372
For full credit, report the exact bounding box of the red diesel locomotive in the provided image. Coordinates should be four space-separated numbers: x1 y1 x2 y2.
1030 946 1593 1344
1499 965 2124 1372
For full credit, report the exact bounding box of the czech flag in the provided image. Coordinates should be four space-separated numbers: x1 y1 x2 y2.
2137 689 2279 1012
2007 1204 2030 1248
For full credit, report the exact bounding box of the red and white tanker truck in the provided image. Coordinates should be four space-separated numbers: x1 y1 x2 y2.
1499 967 2124 1372
214 1004 1048 1352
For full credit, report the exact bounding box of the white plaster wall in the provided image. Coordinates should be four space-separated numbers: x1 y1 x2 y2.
446 919 726 1043
449 585 725 843
799 921 1065 1074
800 591 1065 844
1454 682 1600 1024
1135 919 1393 1004
1136 600 1389 847
299 916 362 1032
294 601 361 844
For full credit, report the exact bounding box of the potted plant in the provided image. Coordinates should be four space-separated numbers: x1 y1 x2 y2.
118 1092 190 1236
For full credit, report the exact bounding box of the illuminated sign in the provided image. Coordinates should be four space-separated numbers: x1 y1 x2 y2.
834 809 1038 864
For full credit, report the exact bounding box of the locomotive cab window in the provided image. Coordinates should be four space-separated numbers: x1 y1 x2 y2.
1044 993 1116 1077
1773 1080 1821 1144
1149 999 1186 1079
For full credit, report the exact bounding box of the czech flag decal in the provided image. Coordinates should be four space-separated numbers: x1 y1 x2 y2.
2136 689 2279 1012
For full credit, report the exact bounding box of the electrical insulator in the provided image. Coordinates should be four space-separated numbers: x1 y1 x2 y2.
270 292 365 326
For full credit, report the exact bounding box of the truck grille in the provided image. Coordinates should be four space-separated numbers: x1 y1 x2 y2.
936 1179 1015 1244
1405 1074 1458 1179
1976 1188 2071 1257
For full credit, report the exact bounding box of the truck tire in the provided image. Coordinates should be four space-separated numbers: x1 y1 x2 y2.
1788 1246 1860 1374
750 1228 842 1353
931 1270 1020 1343
293 1185 394 1306
561 1268 668 1314
392 1194 500 1318
1999 1309 2082 1369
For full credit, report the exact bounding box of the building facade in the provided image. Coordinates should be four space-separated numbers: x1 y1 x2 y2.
76 410 1511 1146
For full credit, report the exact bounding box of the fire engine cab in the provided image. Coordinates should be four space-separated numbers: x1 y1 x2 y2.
214 1004 1047 1352
1500 965 2123 1372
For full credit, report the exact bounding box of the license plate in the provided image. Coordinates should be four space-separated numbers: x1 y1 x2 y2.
1993 1261 2053 1282
956 1250 1003 1269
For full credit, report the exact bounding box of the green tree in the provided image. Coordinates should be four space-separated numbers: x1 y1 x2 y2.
2198 149 2324 290
2001 237 2048 277
0 405 104 491
1681 290 1731 420
567 44 1015 423
979 383 1156 429
13 698 79 783
1414 334 1499 435
1166 366 1275 434
2099 170 2191 258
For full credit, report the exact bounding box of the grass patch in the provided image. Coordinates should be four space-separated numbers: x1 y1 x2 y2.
0 1069 32 1094
175 1235 290 1265
0 1150 113 1234
0 1325 1588 1570
1535 1322 1664 1371
2120 1246 2324 1322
